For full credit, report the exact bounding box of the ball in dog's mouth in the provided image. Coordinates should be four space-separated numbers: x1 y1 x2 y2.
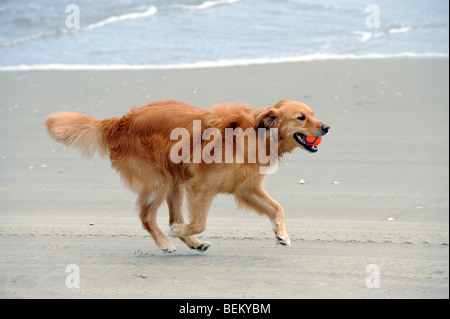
293 133 320 153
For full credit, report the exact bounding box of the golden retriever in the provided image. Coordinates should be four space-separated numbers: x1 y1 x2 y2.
45 99 329 253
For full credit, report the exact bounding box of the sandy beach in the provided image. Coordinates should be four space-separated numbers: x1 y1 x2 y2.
0 58 448 299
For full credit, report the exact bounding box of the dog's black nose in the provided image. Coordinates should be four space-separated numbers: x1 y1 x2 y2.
321 124 330 134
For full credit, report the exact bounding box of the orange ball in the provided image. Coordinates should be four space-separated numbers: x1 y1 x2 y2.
305 136 322 146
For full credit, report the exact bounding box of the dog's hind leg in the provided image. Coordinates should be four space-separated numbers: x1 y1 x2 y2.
138 187 177 253
168 188 214 252
167 186 211 252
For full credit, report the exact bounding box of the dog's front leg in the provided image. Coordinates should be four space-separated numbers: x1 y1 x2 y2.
236 186 291 246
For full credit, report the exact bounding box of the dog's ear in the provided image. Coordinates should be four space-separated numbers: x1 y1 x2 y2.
255 109 279 129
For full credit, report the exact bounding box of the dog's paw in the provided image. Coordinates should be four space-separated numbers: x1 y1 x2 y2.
273 226 291 247
275 235 291 246
162 247 176 253
191 241 211 253
160 241 177 254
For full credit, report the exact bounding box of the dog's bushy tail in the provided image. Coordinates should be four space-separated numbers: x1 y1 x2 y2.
45 112 107 158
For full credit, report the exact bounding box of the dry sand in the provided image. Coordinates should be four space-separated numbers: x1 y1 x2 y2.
0 58 448 298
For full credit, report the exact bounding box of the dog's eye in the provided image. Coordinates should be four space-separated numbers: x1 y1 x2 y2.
297 115 306 121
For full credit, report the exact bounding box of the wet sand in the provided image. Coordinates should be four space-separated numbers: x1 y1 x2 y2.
0 58 448 298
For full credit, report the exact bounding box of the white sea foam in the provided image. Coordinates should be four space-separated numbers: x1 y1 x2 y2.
173 0 241 11
1 6 158 48
85 6 157 31
0 31 54 48
352 31 373 43
388 26 412 34
0 53 447 71
352 26 412 43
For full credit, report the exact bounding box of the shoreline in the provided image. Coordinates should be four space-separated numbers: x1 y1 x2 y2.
0 53 448 72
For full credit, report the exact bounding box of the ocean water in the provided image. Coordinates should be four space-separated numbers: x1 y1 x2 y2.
0 0 448 69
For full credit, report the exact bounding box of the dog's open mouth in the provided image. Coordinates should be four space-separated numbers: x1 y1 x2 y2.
293 133 319 153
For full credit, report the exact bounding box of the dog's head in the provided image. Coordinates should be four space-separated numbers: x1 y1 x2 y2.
255 99 330 153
